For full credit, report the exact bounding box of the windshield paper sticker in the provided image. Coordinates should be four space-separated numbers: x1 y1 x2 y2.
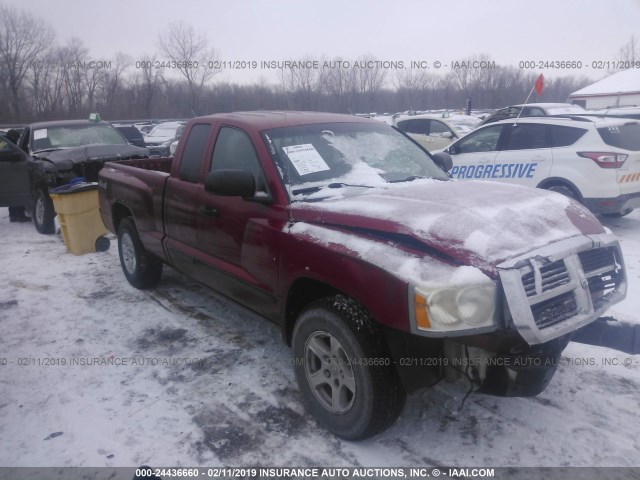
283 144 330 176
34 129 48 140
450 162 538 179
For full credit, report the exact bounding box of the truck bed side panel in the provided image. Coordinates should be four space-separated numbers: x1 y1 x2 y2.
99 162 170 261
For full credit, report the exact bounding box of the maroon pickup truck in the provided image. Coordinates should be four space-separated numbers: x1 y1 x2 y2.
98 111 627 439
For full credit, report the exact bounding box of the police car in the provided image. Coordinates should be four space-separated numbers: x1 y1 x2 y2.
443 116 640 217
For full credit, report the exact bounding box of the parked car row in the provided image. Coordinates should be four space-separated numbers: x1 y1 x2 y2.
394 104 640 218
113 120 187 156
4 104 640 236
143 121 185 156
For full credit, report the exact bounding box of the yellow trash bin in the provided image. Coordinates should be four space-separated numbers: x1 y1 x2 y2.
49 181 109 255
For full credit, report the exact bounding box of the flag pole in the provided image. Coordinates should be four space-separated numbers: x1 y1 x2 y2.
514 74 543 125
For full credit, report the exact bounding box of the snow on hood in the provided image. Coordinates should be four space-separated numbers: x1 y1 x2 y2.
288 220 493 288
289 179 605 271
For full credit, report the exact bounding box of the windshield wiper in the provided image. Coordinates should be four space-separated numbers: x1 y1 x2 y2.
33 147 65 154
291 182 375 196
327 182 374 189
388 175 426 183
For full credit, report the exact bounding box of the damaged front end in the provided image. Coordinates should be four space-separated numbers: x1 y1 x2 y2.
498 233 626 345
34 144 149 186
400 233 627 397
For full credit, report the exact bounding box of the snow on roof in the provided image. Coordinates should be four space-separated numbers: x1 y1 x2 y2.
570 69 640 97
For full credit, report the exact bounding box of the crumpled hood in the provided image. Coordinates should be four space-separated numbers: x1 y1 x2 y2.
290 179 605 272
35 144 149 169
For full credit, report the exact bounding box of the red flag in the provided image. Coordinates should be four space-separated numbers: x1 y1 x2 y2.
534 74 544 96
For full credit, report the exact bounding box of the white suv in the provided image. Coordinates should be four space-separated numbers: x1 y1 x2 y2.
444 116 640 216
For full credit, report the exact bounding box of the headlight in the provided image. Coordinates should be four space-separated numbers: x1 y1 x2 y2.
412 282 498 335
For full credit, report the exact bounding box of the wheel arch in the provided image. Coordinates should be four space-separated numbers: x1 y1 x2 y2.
283 277 340 346
111 202 134 233
536 177 584 202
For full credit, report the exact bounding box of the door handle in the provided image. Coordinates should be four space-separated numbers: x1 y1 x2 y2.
198 205 219 217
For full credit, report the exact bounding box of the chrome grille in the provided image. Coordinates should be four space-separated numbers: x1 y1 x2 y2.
521 259 570 298
498 235 627 345
579 247 621 309
531 291 577 329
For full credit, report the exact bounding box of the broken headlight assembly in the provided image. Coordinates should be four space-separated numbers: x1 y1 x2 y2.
410 282 499 336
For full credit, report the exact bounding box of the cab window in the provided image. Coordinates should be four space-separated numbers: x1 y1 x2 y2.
429 120 453 137
179 124 212 182
451 125 503 154
210 127 268 192
502 124 549 150
397 119 429 135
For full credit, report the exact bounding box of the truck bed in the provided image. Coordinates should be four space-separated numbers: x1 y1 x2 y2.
98 158 172 259
110 156 173 173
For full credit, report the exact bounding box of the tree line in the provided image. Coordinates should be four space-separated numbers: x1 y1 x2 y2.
0 3 635 124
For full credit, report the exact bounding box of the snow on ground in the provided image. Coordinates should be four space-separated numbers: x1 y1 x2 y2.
0 209 639 468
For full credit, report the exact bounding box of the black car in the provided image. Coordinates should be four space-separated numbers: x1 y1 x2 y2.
112 124 147 148
6 119 149 233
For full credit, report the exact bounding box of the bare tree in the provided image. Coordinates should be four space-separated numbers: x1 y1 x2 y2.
321 57 358 113
279 56 321 110
29 47 66 119
353 54 387 112
131 54 164 118
617 35 638 64
157 21 220 115
98 53 131 116
0 4 54 119
59 38 89 115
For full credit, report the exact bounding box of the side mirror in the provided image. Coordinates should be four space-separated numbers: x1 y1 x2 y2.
432 152 453 172
204 169 256 198
441 131 454 139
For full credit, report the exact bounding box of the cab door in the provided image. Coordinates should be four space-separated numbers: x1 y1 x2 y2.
0 137 32 208
447 124 504 180
492 123 553 187
164 123 214 275
195 125 280 319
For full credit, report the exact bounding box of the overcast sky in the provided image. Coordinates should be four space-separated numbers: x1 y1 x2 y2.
4 0 640 84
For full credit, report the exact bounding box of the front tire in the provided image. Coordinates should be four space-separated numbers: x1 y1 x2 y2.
292 297 405 440
32 188 55 234
117 217 162 289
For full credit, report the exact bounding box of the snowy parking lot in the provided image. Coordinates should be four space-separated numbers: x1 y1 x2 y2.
1 209 639 468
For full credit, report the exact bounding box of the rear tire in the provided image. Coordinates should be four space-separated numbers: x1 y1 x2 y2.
117 217 162 289
603 208 634 218
546 184 579 202
32 188 55 234
292 296 405 440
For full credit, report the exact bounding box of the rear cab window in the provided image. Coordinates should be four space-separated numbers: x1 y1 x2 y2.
179 124 212 182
